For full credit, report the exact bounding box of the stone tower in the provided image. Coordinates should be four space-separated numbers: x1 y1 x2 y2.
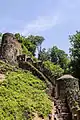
56 74 80 120
56 75 79 98
1 33 22 64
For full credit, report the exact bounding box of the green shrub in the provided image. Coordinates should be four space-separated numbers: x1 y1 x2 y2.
21 44 32 56
43 61 64 78
21 44 38 62
0 60 17 73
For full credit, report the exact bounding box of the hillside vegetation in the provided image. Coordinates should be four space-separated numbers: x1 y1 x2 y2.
0 60 52 120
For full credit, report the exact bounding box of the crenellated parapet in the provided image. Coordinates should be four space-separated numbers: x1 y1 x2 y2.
17 54 33 63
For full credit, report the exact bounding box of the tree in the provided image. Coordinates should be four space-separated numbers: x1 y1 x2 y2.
15 34 44 56
50 46 69 71
27 35 44 53
0 33 3 44
69 31 80 78
38 48 51 62
50 46 59 64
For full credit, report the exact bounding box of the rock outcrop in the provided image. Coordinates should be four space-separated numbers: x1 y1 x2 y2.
1 33 22 64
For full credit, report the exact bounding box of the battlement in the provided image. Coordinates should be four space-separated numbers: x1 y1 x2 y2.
17 54 33 63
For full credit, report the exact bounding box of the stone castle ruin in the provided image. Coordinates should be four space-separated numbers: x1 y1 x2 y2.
0 33 80 120
0 33 22 64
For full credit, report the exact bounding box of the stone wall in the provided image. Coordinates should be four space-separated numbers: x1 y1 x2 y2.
55 75 80 120
17 54 33 64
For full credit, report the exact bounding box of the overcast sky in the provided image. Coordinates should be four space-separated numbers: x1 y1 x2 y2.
0 0 80 54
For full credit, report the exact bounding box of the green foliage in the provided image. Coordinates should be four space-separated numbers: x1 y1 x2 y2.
50 46 69 72
16 34 36 56
38 48 51 62
21 44 39 62
0 60 17 73
43 61 64 78
0 68 52 119
21 44 32 56
15 33 44 56
69 31 80 78
27 35 44 47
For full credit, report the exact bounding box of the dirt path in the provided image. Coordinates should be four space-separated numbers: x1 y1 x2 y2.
51 102 54 120
0 74 5 84
33 113 42 120
51 102 59 120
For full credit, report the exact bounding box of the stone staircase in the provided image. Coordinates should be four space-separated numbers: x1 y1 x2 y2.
54 98 72 120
